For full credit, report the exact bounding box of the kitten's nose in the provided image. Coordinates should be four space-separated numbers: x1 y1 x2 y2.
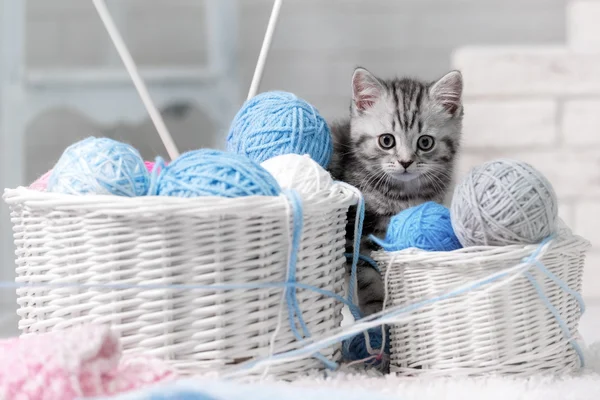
399 160 414 169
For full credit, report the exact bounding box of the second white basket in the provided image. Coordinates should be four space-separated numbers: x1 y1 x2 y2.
4 185 357 379
374 230 590 377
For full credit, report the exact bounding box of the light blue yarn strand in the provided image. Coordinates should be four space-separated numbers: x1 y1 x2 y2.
147 156 166 196
524 271 585 367
282 188 338 370
0 235 585 372
344 253 380 274
232 263 522 373
1 212 583 373
347 194 366 320
234 236 586 372
533 260 586 314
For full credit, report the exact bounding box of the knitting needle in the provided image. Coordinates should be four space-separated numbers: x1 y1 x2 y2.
247 0 283 100
92 0 180 161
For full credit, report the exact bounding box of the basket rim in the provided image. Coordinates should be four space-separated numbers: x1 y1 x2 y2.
3 185 358 213
372 233 590 265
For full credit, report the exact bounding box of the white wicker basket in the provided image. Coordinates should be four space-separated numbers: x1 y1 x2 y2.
373 229 590 377
4 185 356 378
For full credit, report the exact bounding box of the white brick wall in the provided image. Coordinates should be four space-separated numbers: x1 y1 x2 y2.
462 100 558 148
454 47 600 96
453 0 600 299
567 0 600 53
562 100 600 146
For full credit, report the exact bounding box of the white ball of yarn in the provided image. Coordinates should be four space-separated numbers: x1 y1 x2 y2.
450 159 558 247
260 154 334 195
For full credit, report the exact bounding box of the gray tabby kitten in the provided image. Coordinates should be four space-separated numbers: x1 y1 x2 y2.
329 67 464 316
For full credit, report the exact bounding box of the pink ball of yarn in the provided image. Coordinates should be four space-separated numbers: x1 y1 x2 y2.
30 161 161 191
144 161 155 172
144 160 168 174
29 170 52 191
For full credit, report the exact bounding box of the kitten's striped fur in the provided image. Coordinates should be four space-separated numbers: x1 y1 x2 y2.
329 68 463 315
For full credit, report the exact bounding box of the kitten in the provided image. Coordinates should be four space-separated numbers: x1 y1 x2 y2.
329 67 463 316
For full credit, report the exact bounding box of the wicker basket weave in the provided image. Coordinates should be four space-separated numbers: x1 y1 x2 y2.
4 185 356 378
373 229 590 377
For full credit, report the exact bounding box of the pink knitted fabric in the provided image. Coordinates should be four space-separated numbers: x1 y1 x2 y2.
29 161 161 192
0 324 175 400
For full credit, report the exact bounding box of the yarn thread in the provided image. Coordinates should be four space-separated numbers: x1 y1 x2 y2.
152 149 281 198
370 201 462 252
451 159 559 247
342 326 390 369
226 91 333 168
1 236 585 373
226 236 585 376
282 188 337 370
48 137 149 196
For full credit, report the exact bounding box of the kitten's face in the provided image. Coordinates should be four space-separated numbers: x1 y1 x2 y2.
350 68 463 186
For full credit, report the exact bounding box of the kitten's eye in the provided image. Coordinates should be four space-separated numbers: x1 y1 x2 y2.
378 134 395 149
417 135 435 151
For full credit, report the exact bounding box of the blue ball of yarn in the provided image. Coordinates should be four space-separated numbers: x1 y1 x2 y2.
342 327 390 369
48 136 149 196
154 149 281 197
370 201 462 252
226 91 333 168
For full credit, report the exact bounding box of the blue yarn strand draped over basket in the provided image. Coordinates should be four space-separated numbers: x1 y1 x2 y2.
226 91 333 168
152 149 281 197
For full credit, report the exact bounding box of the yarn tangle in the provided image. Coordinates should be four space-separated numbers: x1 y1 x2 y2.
342 326 390 370
451 159 558 246
153 149 281 198
48 137 149 197
370 201 462 252
226 91 333 168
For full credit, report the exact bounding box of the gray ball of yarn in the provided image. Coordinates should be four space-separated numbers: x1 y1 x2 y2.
450 159 558 247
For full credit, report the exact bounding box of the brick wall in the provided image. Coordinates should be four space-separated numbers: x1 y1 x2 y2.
452 0 600 299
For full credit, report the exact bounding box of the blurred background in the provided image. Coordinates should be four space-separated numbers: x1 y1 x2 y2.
0 0 598 339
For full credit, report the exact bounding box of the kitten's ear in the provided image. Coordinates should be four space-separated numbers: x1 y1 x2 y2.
430 70 463 116
352 67 384 113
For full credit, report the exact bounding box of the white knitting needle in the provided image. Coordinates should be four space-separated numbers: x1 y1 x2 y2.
247 0 283 100
92 0 180 161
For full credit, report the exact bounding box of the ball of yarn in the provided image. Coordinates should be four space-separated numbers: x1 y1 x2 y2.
29 170 53 192
154 149 281 198
451 159 558 247
48 137 149 196
33 161 159 192
260 154 334 195
370 202 462 252
226 91 333 168
342 327 390 369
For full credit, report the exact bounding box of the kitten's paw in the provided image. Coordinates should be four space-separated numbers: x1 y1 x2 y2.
360 301 384 316
357 267 385 316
